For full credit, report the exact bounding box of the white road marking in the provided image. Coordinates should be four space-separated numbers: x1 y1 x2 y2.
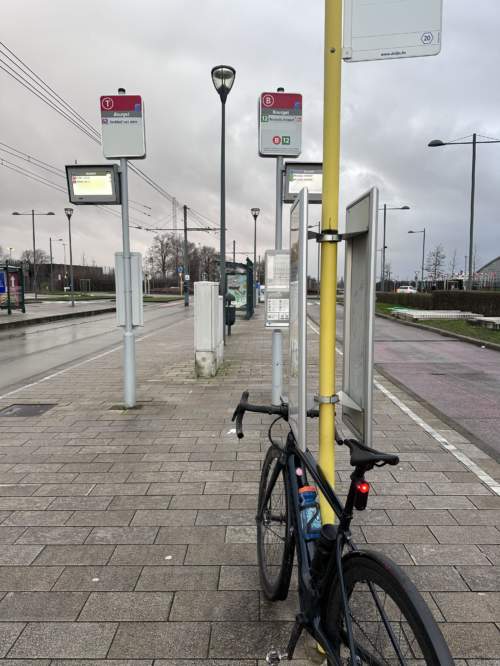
0 305 186 402
307 317 500 496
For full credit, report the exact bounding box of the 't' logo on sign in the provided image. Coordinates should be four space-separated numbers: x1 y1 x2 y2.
102 97 114 111
272 136 281 145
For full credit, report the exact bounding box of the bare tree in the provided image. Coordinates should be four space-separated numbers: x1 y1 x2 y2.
146 234 172 278
448 249 458 276
20 249 50 265
425 244 446 281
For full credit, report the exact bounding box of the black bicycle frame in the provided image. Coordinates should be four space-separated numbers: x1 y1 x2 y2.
278 431 360 665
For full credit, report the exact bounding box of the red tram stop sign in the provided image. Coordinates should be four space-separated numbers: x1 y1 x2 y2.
100 95 146 160
259 92 302 158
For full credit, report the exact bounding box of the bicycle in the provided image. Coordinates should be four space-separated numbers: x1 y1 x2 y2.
232 390 454 665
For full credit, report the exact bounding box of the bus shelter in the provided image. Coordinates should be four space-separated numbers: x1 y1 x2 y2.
0 264 26 315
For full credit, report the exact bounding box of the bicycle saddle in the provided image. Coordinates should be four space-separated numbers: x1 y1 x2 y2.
341 439 399 468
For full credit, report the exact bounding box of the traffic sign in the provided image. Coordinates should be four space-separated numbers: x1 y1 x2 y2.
178 266 183 274
0 271 5 294
100 94 146 159
259 92 302 157
343 0 442 62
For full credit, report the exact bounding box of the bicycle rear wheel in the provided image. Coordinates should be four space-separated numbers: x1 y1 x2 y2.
256 445 294 601
324 551 454 665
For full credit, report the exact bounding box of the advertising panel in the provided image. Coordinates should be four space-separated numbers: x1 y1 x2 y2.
265 250 290 328
288 188 308 452
342 187 379 446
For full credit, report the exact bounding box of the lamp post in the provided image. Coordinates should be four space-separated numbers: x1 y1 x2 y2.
408 229 426 290
251 207 260 305
12 210 55 299
211 65 236 320
8 247 13 261
49 237 63 292
428 134 500 290
378 204 410 291
64 207 75 307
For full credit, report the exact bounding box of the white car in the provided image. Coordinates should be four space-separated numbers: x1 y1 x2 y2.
396 285 417 294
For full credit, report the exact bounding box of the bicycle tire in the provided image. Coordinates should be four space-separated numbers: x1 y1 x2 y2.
323 550 454 665
256 444 295 601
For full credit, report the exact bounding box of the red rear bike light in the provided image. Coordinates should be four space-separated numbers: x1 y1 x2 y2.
354 481 370 510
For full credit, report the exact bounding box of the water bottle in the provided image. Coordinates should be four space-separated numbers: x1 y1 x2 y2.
298 485 322 540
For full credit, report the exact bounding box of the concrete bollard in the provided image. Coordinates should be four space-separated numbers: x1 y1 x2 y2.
194 282 224 377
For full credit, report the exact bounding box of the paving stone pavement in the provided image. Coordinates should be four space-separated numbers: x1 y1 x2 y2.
0 305 498 664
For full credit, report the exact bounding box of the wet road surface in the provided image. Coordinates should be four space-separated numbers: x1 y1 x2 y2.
308 301 500 461
0 302 190 395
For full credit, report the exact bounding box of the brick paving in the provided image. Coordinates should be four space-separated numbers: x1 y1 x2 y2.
0 305 498 664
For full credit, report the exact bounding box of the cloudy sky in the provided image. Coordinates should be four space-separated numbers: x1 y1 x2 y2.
1 0 499 281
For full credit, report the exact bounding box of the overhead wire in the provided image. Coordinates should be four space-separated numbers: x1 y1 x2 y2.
0 42 218 230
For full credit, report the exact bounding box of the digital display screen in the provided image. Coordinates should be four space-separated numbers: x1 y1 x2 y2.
66 165 121 205
72 173 113 197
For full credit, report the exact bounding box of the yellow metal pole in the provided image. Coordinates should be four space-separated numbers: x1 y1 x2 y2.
319 0 342 524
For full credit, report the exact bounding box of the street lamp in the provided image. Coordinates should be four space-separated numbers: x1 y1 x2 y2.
378 204 410 291
49 237 63 292
211 65 236 317
428 133 500 290
12 210 55 300
251 207 260 305
408 229 426 291
64 207 75 307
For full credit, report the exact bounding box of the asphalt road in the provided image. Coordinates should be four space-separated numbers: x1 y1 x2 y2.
0 302 190 395
308 301 500 461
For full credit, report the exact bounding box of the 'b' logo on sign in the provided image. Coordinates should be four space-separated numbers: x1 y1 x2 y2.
272 136 281 145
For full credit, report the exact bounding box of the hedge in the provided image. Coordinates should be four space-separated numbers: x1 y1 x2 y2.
378 291 500 317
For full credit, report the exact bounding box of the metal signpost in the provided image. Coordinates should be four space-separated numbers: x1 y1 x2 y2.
100 90 146 408
343 0 443 62
288 188 308 452
341 188 379 446
259 89 302 405
264 250 290 329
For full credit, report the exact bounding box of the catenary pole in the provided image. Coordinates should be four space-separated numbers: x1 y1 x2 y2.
318 0 342 524
31 209 37 300
381 204 387 291
468 133 477 290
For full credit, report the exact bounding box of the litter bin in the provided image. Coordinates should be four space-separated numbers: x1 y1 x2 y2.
225 293 236 335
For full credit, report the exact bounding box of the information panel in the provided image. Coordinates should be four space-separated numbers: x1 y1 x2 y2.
259 92 302 157
342 187 378 446
265 250 290 328
66 165 121 205
288 188 308 452
284 162 322 204
343 0 442 62
100 94 146 159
